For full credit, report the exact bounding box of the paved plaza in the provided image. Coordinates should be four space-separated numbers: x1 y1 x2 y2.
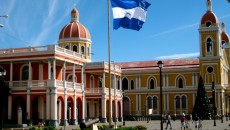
57 119 230 130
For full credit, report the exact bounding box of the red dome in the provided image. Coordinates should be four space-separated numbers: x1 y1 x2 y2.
59 22 91 40
201 11 219 24
59 8 91 41
222 32 229 43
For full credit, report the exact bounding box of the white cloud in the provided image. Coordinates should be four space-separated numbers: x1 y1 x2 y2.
152 23 199 37
154 52 199 60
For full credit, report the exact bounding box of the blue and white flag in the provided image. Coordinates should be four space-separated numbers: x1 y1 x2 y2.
111 0 151 31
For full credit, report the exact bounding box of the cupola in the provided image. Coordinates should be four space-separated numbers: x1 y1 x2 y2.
200 0 219 27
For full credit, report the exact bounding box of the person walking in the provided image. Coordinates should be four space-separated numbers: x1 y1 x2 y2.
193 114 199 129
180 113 186 130
165 113 172 129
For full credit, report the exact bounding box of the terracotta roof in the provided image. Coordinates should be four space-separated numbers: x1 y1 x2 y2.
116 58 199 70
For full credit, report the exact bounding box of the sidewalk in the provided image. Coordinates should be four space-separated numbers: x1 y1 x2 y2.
57 119 230 130
123 119 230 130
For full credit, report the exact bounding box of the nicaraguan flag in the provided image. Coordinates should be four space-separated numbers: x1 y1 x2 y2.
111 0 151 31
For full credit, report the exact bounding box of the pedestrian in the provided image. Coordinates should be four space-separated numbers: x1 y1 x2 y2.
163 114 166 123
193 114 199 129
180 113 186 130
165 113 172 129
173 112 177 121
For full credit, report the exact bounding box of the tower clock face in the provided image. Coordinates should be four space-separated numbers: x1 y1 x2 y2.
207 66 214 73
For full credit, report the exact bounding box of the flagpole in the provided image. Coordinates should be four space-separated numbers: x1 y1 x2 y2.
107 0 112 128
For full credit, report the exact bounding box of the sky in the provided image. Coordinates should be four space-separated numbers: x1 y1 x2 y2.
0 0 230 63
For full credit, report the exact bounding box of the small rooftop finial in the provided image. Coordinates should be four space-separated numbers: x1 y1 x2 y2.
207 0 212 11
222 22 226 33
71 8 79 23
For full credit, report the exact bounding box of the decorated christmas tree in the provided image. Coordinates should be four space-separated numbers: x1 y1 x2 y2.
192 76 213 119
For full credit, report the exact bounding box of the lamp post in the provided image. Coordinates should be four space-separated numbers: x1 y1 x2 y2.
157 61 163 130
0 15 8 28
212 81 216 126
220 91 223 123
0 68 6 130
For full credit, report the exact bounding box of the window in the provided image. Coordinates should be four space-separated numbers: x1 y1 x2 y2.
130 80 134 90
87 47 90 56
90 76 94 88
205 21 212 27
175 96 180 109
147 96 152 109
51 68 54 79
206 38 213 53
153 96 157 109
22 66 29 80
207 66 214 73
81 46 85 55
117 80 120 90
181 96 186 109
122 78 128 90
73 45 78 52
98 78 102 88
68 75 73 81
149 79 154 89
178 78 184 88
65 45 69 49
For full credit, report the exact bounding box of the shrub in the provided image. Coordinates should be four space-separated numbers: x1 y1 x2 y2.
135 125 147 130
97 125 105 130
115 126 135 130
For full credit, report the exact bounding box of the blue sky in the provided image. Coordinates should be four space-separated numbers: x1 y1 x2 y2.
0 0 230 62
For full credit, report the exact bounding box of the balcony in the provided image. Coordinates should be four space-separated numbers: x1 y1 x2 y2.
85 87 123 97
7 80 82 91
0 45 84 61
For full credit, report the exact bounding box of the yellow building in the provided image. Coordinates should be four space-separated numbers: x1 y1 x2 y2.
117 0 230 119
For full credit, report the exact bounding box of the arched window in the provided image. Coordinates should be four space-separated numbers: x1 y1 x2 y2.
65 45 69 49
178 78 184 88
149 79 154 89
206 38 212 53
73 45 78 52
122 78 128 90
22 66 29 80
68 75 73 81
130 80 134 90
175 96 180 109
123 97 130 116
147 96 152 109
81 46 85 55
181 96 186 109
153 96 157 109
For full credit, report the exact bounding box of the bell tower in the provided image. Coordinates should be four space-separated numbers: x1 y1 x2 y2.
199 0 221 85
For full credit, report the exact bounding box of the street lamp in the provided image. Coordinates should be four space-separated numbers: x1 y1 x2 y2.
220 91 223 123
0 68 6 130
212 81 216 126
157 61 163 130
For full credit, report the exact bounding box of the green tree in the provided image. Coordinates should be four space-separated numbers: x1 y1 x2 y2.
192 76 213 119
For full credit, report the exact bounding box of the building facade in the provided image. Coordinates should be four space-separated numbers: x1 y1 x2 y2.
118 0 230 119
0 0 229 127
0 8 123 126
